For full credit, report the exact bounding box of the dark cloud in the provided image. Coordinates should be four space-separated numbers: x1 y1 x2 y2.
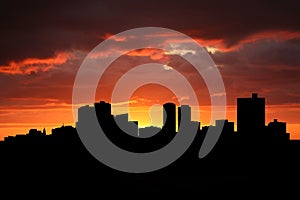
213 39 300 67
1 0 300 64
212 38 300 104
0 51 84 105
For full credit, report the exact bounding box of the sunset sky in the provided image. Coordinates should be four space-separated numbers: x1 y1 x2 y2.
1 0 300 140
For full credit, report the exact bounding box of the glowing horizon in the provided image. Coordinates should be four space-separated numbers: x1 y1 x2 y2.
1 102 299 141
1 31 300 141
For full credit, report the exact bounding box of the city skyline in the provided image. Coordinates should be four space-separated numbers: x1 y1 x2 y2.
1 1 299 197
1 92 298 197
1 1 300 140
2 93 291 142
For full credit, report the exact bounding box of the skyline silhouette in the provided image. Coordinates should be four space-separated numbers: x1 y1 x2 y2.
1 1 300 198
0 93 294 142
0 93 299 197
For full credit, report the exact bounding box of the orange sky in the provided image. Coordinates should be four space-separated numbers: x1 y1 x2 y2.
0 31 300 140
1 99 299 140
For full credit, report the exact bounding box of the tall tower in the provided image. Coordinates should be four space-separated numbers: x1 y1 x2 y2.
237 93 265 136
94 101 112 121
162 103 176 134
95 101 111 116
178 105 191 129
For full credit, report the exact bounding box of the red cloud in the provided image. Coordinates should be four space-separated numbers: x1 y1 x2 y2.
197 30 300 53
229 30 300 51
127 49 166 60
0 52 69 75
102 33 128 42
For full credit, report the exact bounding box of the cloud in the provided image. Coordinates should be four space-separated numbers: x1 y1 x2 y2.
127 49 166 60
111 100 138 106
162 65 173 71
102 33 128 42
1 0 300 137
179 96 190 102
213 38 300 67
165 48 196 56
0 52 69 75
1 0 300 65
211 37 300 105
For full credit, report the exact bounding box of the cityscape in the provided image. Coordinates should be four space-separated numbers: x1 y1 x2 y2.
0 93 299 197
1 93 291 146
1 0 300 197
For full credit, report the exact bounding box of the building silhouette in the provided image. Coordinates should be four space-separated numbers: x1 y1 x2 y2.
4 128 47 144
27 128 45 136
267 119 290 142
1 93 299 198
216 119 235 142
237 93 265 140
52 125 77 142
114 114 138 137
77 105 94 124
178 105 192 129
138 126 161 138
162 102 176 134
95 100 113 122
3 93 293 149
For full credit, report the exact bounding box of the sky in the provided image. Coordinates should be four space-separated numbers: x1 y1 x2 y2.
0 0 300 140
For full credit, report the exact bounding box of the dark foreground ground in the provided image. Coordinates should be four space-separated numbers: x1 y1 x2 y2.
0 135 299 199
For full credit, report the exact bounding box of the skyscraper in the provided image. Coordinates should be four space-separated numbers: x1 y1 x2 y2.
93 101 116 134
267 119 290 141
162 103 176 134
94 101 112 121
178 105 191 129
237 93 265 136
